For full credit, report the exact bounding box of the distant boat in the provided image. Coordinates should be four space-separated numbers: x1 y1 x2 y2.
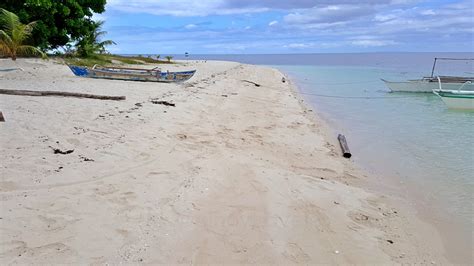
433 76 474 110
68 65 196 83
382 58 474 92
382 76 474 92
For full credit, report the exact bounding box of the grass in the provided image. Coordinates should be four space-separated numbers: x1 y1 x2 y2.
64 56 112 67
122 55 173 64
63 54 174 67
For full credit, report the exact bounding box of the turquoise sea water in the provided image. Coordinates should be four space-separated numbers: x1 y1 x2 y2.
172 53 473 258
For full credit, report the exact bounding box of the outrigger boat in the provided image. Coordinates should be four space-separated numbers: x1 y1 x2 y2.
433 76 474 110
68 65 196 83
382 58 474 92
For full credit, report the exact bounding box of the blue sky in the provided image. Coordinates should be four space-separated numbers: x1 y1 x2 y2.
96 0 474 54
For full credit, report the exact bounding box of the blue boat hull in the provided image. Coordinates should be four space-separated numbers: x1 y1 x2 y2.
68 65 196 83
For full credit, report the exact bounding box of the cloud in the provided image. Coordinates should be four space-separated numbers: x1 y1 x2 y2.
372 2 473 35
373 14 397 22
106 0 400 16
106 0 268 16
103 0 474 53
185 24 197 29
284 4 375 25
285 43 313 49
223 0 395 9
92 12 107 21
420 9 436 16
351 39 398 47
268 20 278 26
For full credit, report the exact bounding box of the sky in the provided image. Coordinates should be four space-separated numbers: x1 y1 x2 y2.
96 0 474 54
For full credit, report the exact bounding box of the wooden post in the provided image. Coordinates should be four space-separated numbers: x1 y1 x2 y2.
0 111 4 122
430 58 438 78
337 134 352 158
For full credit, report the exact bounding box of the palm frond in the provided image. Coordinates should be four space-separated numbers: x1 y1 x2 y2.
23 21 37 36
0 30 13 57
99 40 116 46
0 9 43 60
94 20 105 28
95 30 107 39
11 24 28 44
0 29 13 45
16 45 45 58
0 43 12 57
0 9 20 35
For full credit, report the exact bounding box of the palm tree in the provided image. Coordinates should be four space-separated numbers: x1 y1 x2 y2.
0 9 45 60
165 55 173 62
76 20 115 57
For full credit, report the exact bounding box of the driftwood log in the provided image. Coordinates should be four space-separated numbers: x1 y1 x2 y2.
150 100 176 107
337 134 352 158
0 111 4 122
49 146 74 155
242 80 261 87
0 89 125 101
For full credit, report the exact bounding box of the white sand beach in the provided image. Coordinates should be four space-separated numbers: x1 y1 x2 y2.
0 59 449 264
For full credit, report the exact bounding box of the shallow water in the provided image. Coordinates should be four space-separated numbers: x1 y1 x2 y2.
172 52 474 259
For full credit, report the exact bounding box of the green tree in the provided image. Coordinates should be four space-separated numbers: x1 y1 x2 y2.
0 9 44 60
165 55 173 62
76 20 115 57
0 0 106 49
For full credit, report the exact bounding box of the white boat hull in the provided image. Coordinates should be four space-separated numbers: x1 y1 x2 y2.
382 79 474 92
440 97 474 109
433 90 474 110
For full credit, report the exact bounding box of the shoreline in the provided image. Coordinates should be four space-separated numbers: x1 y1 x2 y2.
282 70 457 262
1 58 450 264
281 68 472 263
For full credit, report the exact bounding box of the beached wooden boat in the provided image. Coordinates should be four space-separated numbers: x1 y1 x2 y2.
433 76 474 110
68 65 196 83
382 58 474 92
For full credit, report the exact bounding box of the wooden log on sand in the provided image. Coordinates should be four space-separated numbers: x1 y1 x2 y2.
0 111 5 122
0 89 126 101
337 134 352 158
242 80 261 87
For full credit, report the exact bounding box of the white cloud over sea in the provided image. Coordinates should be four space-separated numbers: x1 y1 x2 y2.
100 0 474 53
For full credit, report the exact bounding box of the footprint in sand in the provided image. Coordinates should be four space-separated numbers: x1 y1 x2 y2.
0 240 28 257
37 214 79 232
348 211 379 227
94 183 119 196
0 241 72 258
66 138 81 146
282 243 311 263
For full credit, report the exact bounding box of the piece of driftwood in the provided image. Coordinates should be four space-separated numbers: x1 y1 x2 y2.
242 80 261 87
151 100 176 107
0 89 125 101
337 134 352 158
49 146 74 155
0 111 5 122
0 68 23 72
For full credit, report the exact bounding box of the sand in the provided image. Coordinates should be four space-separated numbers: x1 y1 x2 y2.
0 58 449 264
